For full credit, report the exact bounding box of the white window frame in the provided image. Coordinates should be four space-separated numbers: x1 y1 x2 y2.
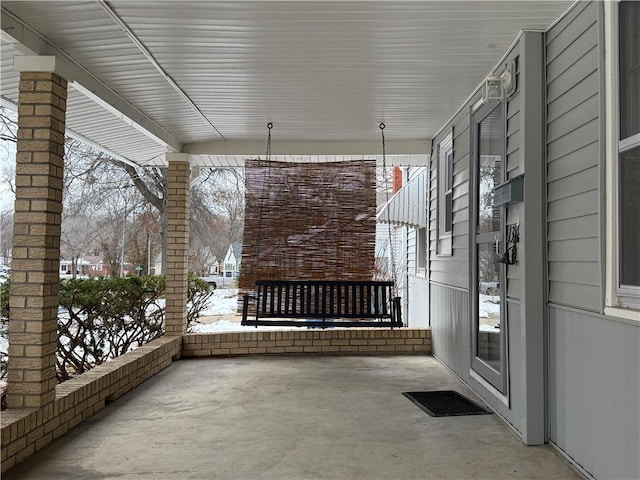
604 0 640 321
437 133 453 256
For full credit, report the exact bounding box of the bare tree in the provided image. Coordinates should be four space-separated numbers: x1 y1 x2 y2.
195 169 245 262
1 105 245 272
0 210 12 265
60 214 99 277
0 108 17 200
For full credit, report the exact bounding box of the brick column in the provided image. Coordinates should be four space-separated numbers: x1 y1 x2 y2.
7 70 67 409
165 155 190 336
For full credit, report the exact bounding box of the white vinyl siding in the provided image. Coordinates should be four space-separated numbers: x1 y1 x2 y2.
429 110 472 290
545 0 602 312
407 228 417 276
505 67 522 301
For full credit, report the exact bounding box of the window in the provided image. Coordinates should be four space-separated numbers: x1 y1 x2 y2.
437 133 453 255
416 227 427 276
618 1 640 309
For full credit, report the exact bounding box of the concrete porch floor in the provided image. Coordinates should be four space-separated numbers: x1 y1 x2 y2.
4 355 581 480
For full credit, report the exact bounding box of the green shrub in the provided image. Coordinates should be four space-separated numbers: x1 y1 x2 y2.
57 275 166 380
0 274 213 385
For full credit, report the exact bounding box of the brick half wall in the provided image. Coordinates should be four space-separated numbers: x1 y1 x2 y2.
182 328 431 357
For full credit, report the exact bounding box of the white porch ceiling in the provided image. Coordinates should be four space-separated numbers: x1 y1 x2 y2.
1 1 573 168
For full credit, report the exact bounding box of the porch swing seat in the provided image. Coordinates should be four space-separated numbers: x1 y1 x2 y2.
241 279 402 328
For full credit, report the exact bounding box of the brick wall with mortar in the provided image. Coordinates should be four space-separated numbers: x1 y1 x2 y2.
182 328 431 357
1 336 181 473
164 160 190 336
7 71 67 409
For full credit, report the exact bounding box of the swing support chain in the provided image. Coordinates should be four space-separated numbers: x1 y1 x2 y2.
380 122 399 298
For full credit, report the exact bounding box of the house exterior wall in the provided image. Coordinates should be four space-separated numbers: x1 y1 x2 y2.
404 167 429 328
425 1 640 478
407 227 416 276
406 224 429 328
549 306 640 479
506 76 523 302
429 104 473 290
407 275 429 328
546 0 602 312
428 37 527 434
545 2 640 478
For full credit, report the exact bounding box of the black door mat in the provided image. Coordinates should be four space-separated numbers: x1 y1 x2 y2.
403 390 492 417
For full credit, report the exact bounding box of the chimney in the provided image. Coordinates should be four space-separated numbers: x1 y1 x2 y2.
392 166 402 194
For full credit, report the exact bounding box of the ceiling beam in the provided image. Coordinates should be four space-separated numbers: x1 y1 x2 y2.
184 139 432 157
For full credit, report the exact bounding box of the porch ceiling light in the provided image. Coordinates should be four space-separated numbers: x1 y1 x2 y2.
481 68 512 104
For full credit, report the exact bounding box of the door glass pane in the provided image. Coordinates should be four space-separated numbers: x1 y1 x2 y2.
477 104 503 234
477 242 501 372
475 101 504 381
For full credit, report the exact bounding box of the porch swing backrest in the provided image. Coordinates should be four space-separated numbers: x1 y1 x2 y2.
241 280 402 328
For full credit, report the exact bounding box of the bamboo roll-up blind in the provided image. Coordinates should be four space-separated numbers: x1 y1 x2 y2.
239 159 377 292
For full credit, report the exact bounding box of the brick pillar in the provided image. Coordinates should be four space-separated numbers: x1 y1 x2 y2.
164 156 190 335
7 71 67 409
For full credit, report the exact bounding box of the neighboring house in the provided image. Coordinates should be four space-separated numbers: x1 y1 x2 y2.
59 258 89 277
378 167 429 328
209 259 220 275
379 3 640 479
83 256 110 277
60 257 109 277
223 243 242 278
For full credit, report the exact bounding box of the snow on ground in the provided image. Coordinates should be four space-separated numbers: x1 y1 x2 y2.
191 319 297 333
199 288 240 316
479 294 500 318
192 287 322 333
479 324 500 332
478 294 501 332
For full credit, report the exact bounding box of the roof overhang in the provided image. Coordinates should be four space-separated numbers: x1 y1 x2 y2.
378 170 429 228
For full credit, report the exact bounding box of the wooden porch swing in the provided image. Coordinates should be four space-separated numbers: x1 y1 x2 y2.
240 123 402 328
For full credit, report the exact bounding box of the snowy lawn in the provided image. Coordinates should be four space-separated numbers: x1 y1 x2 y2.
198 288 240 316
191 288 323 333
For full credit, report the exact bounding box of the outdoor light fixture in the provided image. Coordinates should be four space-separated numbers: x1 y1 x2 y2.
481 67 513 103
482 74 503 102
